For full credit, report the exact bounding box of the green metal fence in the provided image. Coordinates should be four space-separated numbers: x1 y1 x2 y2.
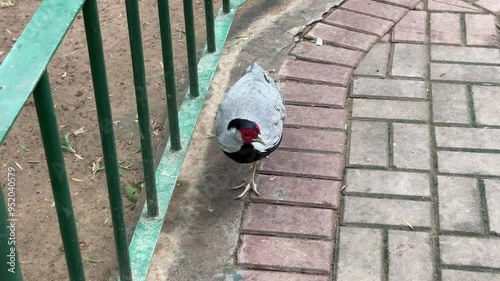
0 0 245 280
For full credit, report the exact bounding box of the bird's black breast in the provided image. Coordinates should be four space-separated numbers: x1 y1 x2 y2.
224 135 282 163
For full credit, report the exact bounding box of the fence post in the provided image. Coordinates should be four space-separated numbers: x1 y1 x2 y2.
123 0 159 217
33 72 86 281
183 0 200 98
157 0 182 151
82 0 133 280
204 0 216 53
223 0 231 13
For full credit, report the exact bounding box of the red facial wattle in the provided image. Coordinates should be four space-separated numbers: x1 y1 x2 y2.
240 128 258 143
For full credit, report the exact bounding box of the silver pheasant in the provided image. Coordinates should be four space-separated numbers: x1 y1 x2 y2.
215 62 285 199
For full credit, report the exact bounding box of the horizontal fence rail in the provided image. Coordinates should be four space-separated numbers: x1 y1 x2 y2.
0 0 246 280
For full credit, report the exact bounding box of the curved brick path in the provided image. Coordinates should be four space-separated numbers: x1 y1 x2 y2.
232 0 500 280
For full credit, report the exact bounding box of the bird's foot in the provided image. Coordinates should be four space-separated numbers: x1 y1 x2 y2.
231 179 260 200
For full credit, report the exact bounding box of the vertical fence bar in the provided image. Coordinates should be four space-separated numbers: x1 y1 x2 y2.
123 0 159 217
157 0 182 151
223 0 231 13
0 184 23 281
204 0 216 53
33 72 86 281
183 0 200 97
81 1 133 280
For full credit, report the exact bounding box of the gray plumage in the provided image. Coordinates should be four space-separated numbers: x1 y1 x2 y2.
215 62 285 154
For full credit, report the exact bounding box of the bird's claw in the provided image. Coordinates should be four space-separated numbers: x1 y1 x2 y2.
232 181 260 200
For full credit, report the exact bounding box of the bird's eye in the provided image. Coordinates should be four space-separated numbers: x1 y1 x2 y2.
243 132 250 137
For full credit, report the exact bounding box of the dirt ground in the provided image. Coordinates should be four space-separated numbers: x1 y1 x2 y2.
0 0 219 280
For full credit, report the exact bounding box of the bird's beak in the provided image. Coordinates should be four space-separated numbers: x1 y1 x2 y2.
253 134 266 146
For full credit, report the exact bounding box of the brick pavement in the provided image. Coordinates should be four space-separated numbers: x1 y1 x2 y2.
232 0 500 279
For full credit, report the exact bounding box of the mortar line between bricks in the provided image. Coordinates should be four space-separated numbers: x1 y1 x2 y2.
437 172 500 180
350 117 428 124
433 122 500 129
424 2 442 280
373 0 419 9
437 147 500 154
334 81 355 281
438 229 498 238
343 192 431 201
465 84 478 126
353 74 426 81
285 101 346 109
430 60 500 67
350 95 428 101
460 14 467 46
430 80 500 87
238 230 333 241
247 200 340 211
320 20 387 37
291 55 358 69
385 41 395 78
388 122 394 168
341 222 431 232
477 179 492 234
382 228 389 281
441 264 500 273
346 164 430 173
284 124 347 132
249 198 338 210
278 147 346 156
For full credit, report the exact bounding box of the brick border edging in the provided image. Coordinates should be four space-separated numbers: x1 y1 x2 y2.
229 0 427 279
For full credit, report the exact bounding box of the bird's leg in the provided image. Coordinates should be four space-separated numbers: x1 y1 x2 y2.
231 161 260 199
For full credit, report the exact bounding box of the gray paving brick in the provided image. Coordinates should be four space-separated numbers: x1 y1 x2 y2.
389 231 433 281
348 121 388 167
438 176 483 233
440 236 500 268
438 151 500 176
352 78 426 99
337 227 382 281
442 269 500 281
431 63 500 83
484 179 500 234
355 43 390 77
431 45 500 65
472 85 500 126
343 197 432 227
392 44 427 78
345 169 430 197
432 83 469 124
435 127 500 150
352 99 428 121
393 123 430 170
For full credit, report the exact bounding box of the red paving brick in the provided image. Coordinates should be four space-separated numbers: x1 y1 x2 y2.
281 127 346 153
252 175 342 209
307 23 378 52
285 104 348 129
393 10 426 43
259 150 345 180
237 235 334 274
236 270 330 281
291 42 364 67
325 9 393 37
282 81 347 108
465 14 499 47
341 0 408 22
241 203 335 239
279 59 352 86
430 13 462 45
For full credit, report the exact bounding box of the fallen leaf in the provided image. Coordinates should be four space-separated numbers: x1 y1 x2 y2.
73 127 85 136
